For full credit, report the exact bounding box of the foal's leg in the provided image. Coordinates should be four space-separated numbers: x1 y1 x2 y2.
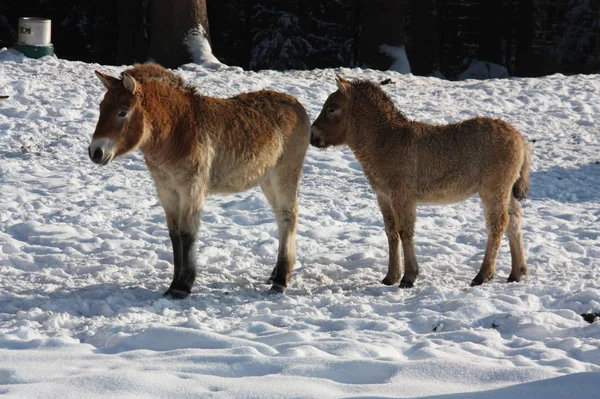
155 186 184 296
471 194 510 286
260 170 299 294
377 195 401 286
506 197 527 282
165 188 206 299
391 198 419 288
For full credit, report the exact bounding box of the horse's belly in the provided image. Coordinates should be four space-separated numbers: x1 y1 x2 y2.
418 184 478 205
208 164 274 194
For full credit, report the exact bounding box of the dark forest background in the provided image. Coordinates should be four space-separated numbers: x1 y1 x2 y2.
0 0 599 79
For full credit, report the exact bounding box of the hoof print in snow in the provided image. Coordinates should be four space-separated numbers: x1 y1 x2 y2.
380 78 394 85
163 289 190 300
580 312 600 323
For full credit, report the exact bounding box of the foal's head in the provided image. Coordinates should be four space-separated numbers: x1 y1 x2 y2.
88 71 146 165
310 75 353 148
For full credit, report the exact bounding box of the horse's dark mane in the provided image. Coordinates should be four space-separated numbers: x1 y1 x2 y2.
122 64 200 96
350 80 408 123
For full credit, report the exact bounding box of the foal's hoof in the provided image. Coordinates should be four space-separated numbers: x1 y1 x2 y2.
399 281 414 289
268 284 286 295
507 267 528 283
381 275 400 286
163 288 190 299
470 276 492 287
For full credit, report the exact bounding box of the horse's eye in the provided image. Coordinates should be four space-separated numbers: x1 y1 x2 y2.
327 107 336 114
118 110 128 117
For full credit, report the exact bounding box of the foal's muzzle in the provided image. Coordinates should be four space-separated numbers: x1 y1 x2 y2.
310 125 325 148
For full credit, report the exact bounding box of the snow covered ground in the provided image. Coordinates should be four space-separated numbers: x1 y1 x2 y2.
0 48 599 398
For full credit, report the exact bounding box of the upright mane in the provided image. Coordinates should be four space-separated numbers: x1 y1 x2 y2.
121 64 199 96
350 80 408 124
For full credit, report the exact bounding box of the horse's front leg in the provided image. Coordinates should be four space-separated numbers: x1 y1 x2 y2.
154 185 184 297
391 197 419 288
377 194 401 286
165 188 206 299
260 175 299 294
166 219 183 294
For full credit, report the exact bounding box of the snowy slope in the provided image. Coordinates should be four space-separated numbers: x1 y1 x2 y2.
0 48 599 398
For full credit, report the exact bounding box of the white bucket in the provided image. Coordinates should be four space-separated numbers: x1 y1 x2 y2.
18 17 51 46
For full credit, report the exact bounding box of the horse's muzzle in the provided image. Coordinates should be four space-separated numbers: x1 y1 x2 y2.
88 138 115 165
310 126 325 148
89 146 106 164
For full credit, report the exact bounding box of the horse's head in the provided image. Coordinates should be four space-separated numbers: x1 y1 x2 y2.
310 75 352 148
88 71 147 165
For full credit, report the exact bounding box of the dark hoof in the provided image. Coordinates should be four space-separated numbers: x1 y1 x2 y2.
381 276 399 286
269 284 286 295
470 277 491 287
581 312 600 323
508 267 527 283
399 281 414 289
163 288 190 299
471 273 493 287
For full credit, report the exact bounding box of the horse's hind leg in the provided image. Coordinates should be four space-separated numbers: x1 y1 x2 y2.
471 193 510 286
506 197 527 282
260 169 300 294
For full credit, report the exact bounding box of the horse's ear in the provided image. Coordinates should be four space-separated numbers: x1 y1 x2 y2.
122 73 138 95
335 74 350 95
95 70 119 90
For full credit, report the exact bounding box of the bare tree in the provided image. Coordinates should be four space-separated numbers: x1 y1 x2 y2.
148 0 211 68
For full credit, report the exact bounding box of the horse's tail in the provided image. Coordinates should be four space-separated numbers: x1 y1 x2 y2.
512 139 531 201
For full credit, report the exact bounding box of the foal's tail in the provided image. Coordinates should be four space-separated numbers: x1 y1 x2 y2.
512 139 531 201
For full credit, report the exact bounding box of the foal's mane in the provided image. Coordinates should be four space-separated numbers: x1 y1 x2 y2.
121 64 199 97
350 80 408 123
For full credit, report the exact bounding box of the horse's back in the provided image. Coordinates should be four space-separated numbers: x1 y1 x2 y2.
207 90 309 193
413 117 526 203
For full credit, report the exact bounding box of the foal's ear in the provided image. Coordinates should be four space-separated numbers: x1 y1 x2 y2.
335 74 351 95
95 70 119 90
122 73 138 95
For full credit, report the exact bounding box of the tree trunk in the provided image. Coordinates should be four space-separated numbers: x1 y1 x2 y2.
148 0 210 68
358 0 407 70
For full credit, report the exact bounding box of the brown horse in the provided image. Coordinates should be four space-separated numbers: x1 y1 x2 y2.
89 63 310 298
311 76 531 288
